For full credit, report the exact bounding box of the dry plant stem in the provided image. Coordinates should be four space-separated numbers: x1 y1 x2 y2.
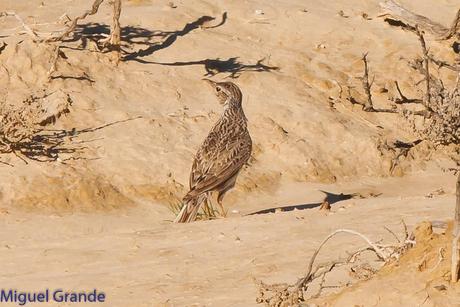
393 81 423 104
255 225 412 305
379 0 459 40
361 53 374 111
47 45 61 81
104 0 122 63
415 26 431 107
427 55 460 72
46 0 105 42
294 229 388 292
384 225 401 243
347 56 397 113
109 0 121 47
443 9 460 40
452 173 460 282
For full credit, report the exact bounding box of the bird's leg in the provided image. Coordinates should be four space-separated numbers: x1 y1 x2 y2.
217 198 228 217
203 192 217 219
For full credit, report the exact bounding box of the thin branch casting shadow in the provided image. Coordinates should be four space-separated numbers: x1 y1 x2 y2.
145 57 279 78
123 14 224 61
1 116 142 165
66 13 227 61
51 74 95 83
204 12 227 29
247 191 359 215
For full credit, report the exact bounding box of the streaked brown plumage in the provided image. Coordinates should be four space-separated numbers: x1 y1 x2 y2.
174 80 252 223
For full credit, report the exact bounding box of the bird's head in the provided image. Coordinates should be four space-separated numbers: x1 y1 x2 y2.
203 79 243 108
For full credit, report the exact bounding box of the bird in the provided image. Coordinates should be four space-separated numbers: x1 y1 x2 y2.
174 79 252 223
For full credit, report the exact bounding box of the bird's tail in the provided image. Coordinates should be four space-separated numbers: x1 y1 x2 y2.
173 195 202 223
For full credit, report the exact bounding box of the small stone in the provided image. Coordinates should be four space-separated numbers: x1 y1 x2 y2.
316 43 326 49
434 284 447 291
338 10 349 18
361 12 372 20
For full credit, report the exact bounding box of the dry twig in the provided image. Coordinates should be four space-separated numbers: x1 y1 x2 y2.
46 0 105 42
413 26 431 108
255 227 413 306
379 0 460 40
347 54 398 114
47 45 62 81
361 53 374 111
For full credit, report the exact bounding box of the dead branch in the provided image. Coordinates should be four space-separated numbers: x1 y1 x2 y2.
100 0 122 63
414 26 431 107
255 227 412 306
375 21 460 145
393 81 423 104
346 55 398 114
0 160 13 167
46 0 105 42
47 45 61 81
379 0 459 40
377 139 422 174
443 9 460 40
427 54 460 72
361 53 374 111
294 229 389 294
409 28 460 144
1 0 124 62
105 0 121 47
384 225 401 243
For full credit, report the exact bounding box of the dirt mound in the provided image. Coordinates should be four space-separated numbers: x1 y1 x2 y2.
16 171 134 213
310 221 460 306
0 0 457 216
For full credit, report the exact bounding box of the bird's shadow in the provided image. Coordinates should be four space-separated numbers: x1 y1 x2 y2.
248 191 363 215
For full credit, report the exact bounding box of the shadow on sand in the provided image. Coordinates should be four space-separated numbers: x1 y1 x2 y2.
65 13 278 78
147 57 279 78
248 191 362 215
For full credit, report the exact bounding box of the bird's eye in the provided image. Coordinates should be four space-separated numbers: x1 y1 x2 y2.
216 87 221 92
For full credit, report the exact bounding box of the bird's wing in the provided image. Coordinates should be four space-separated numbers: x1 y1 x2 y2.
188 126 251 197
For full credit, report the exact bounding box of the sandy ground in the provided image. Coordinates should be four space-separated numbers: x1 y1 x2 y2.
0 0 459 306
0 172 457 306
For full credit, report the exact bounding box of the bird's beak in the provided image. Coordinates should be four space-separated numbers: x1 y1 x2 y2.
202 78 216 87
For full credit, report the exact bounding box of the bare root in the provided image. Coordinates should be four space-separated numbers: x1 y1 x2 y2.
255 226 413 306
46 0 105 42
1 0 123 63
379 0 460 40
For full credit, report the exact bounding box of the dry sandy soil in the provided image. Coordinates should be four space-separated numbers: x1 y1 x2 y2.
0 0 459 306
